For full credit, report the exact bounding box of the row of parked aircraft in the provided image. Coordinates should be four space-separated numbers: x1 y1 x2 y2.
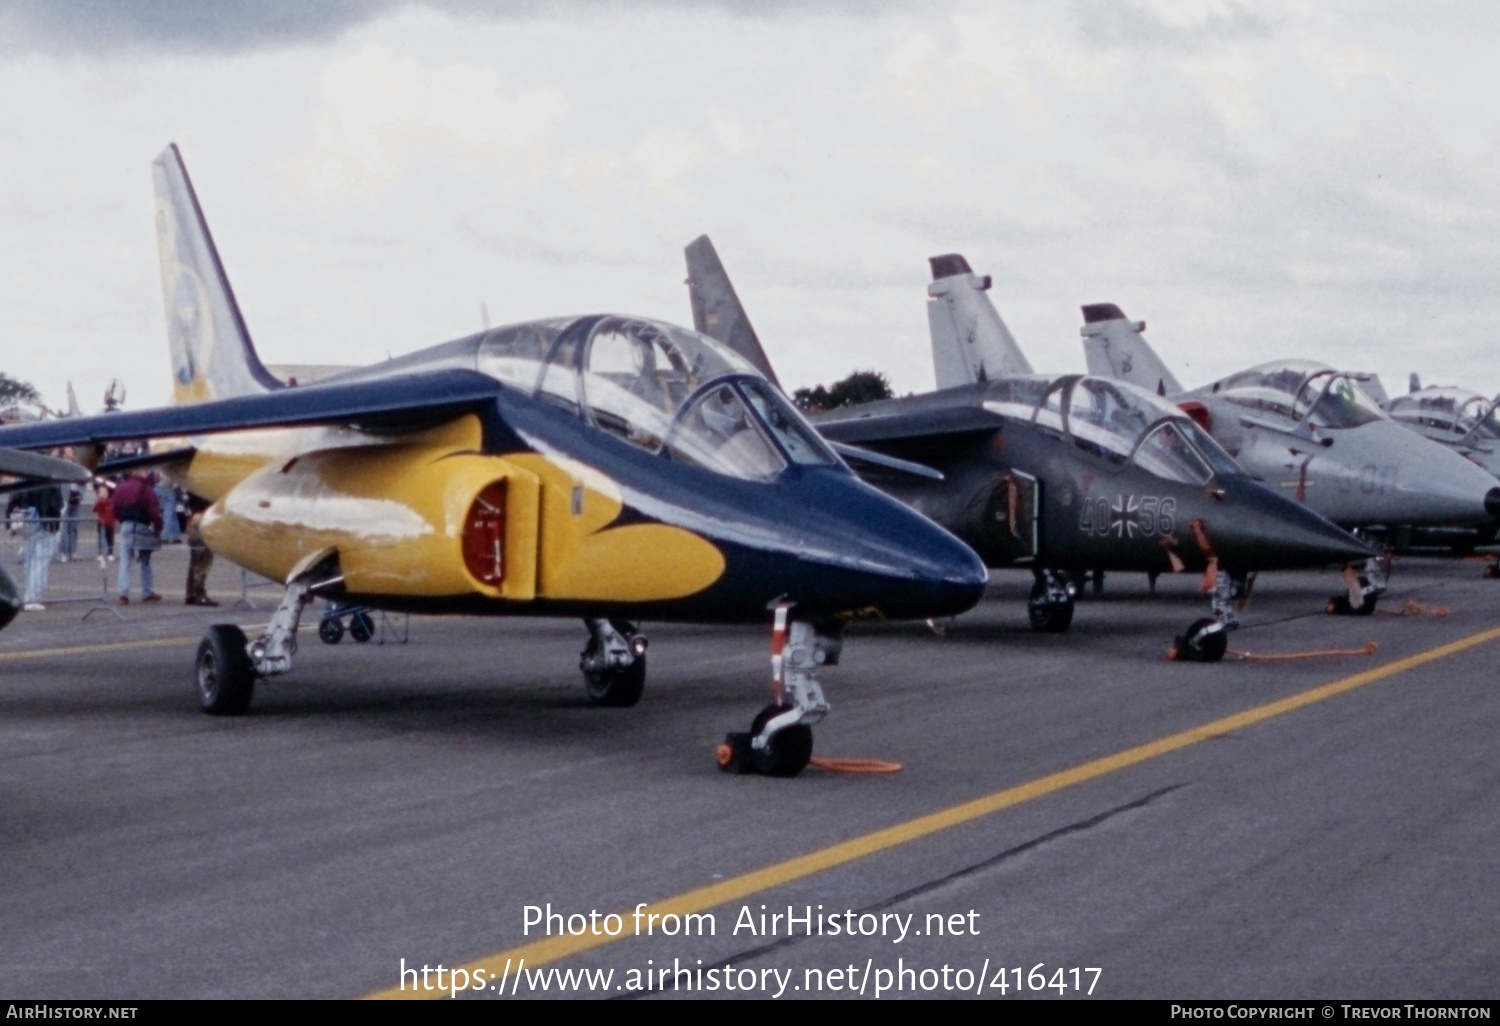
0 145 1494 777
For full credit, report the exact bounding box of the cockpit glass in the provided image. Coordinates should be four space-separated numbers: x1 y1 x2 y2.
667 384 787 482
1067 378 1158 465
1034 379 1067 433
476 320 569 392
1459 396 1500 439
1293 372 1385 428
1132 422 1212 484
739 379 838 466
1388 393 1458 433
1180 421 1244 477
981 377 1054 420
580 317 757 453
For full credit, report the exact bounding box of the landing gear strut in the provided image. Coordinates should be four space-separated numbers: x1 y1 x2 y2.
580 618 647 706
1027 569 1075 633
1170 568 1250 663
194 549 342 715
718 606 841 777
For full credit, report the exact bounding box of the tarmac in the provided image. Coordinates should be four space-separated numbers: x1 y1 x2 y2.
2 545 1498 999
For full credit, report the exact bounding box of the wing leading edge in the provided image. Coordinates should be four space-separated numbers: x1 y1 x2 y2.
0 370 505 451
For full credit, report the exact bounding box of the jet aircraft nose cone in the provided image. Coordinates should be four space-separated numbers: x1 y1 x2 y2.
1485 487 1500 519
786 469 988 620
1213 477 1375 570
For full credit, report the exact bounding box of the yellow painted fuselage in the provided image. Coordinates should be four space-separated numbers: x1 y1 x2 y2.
185 414 726 608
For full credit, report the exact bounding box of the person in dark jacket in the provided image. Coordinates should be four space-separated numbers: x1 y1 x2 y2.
110 470 162 603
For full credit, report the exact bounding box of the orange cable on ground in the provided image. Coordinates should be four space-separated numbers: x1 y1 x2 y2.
1226 640 1378 662
1377 599 1450 617
808 757 903 774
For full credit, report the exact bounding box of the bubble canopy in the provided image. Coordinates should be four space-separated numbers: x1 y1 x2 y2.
475 315 836 482
1214 361 1386 429
983 375 1243 484
1388 387 1500 441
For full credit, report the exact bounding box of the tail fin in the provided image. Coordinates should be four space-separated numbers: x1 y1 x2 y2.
926 254 1032 388
152 144 281 404
683 235 780 387
1079 303 1183 397
65 382 79 418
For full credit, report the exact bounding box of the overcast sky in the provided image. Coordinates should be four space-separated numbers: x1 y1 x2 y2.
3 0 1499 411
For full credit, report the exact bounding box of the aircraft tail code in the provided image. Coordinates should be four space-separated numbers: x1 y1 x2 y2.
1078 303 1183 398
925 254 1033 390
152 144 282 405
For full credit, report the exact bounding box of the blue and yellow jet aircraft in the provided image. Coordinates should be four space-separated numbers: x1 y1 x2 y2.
0 145 988 777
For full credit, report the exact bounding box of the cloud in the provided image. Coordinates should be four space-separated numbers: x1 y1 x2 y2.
0 0 920 57
1071 0 1274 52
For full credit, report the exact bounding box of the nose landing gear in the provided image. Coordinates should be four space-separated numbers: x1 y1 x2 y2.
1027 569 1075 633
718 606 841 778
580 618 647 707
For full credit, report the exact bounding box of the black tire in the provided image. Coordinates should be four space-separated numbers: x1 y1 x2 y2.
348 611 374 643
196 624 256 716
318 616 344 645
583 654 646 707
749 703 813 778
1173 617 1228 663
1027 582 1074 633
1326 592 1377 616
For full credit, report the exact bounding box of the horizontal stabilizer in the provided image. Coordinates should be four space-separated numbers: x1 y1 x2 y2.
926 253 1033 387
1079 303 1183 397
684 235 780 387
0 370 502 451
828 441 944 481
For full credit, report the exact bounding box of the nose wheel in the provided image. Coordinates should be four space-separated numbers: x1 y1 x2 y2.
718 607 839 778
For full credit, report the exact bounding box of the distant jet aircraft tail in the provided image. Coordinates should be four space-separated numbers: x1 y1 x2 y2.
152 144 281 404
926 254 1032 389
683 235 780 387
1078 303 1183 397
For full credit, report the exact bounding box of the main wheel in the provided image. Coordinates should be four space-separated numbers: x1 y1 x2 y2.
583 654 646 707
1170 617 1228 663
196 624 256 715
1325 592 1377 615
318 616 344 645
1027 582 1074 633
749 703 813 778
348 610 375 643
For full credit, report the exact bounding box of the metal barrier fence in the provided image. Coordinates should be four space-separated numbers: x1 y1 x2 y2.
0 512 121 615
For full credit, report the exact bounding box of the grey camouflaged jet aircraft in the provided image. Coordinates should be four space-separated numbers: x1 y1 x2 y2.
684 241 1372 661
1384 377 1500 482
1079 305 1500 613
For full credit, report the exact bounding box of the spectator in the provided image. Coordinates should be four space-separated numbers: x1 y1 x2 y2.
183 498 218 606
93 482 116 560
6 483 62 611
59 483 81 562
110 470 162 603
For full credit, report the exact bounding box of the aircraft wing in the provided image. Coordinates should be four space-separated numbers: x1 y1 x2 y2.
813 402 1005 447
0 448 92 484
0 369 504 450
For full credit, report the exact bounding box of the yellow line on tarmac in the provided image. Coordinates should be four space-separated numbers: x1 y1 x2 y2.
366 621 1500 1000
0 636 203 661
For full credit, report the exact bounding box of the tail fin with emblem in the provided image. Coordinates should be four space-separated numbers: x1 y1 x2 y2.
926 254 1032 388
1078 303 1183 397
683 235 781 387
152 144 281 404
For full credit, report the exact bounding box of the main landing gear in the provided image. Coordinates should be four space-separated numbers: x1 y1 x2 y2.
580 618 647 706
1326 555 1389 616
193 551 341 716
1027 569 1075 633
718 606 842 778
1169 567 1251 663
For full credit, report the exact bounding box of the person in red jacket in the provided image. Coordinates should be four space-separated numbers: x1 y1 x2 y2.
110 470 163 603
